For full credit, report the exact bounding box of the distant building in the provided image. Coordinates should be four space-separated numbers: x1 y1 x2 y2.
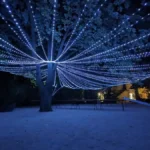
138 87 149 100
98 92 104 102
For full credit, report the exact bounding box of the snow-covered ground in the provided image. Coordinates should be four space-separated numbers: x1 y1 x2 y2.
0 104 150 150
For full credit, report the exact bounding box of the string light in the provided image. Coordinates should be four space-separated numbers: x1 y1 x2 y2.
56 0 108 61
0 13 33 52
1 0 44 60
0 0 149 92
51 0 57 61
29 0 48 60
0 37 39 61
58 66 134 89
65 33 150 64
67 6 149 62
57 65 150 89
2 1 31 49
62 0 93 54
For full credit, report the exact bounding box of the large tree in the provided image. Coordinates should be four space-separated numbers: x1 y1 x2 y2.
0 0 150 111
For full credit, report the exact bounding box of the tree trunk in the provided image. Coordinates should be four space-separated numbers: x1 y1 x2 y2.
39 86 53 112
36 63 56 112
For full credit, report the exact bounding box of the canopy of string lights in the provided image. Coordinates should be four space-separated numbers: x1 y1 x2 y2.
0 0 150 93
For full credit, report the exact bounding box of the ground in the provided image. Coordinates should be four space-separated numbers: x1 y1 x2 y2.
0 104 150 150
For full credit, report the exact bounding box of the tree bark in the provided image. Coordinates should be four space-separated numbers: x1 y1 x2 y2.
39 86 53 112
36 63 56 112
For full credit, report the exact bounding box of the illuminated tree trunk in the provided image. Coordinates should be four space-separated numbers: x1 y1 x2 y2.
36 63 55 112
38 85 53 112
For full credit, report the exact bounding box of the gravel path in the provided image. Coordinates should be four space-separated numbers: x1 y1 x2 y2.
0 104 150 150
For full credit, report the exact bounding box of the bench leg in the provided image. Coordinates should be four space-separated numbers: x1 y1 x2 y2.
122 101 125 111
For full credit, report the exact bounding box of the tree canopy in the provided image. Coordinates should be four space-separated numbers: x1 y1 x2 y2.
0 0 150 91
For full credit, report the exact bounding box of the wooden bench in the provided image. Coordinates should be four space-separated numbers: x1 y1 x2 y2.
54 99 125 111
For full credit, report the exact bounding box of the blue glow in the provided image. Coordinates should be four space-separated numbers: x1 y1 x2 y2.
0 0 150 92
